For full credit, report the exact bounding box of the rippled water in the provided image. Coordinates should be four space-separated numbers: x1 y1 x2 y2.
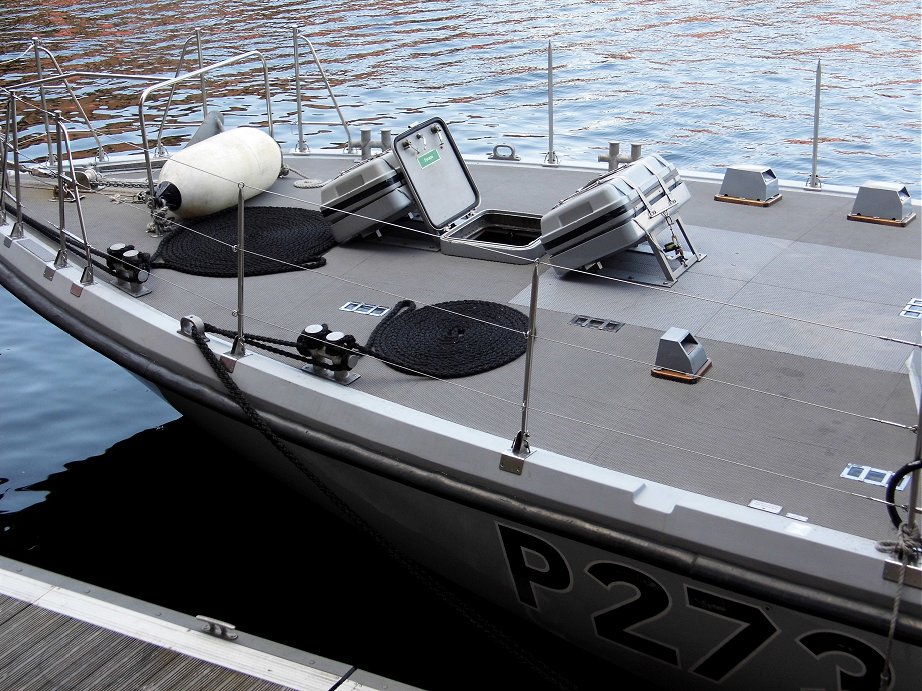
1 0 920 194
0 3 919 690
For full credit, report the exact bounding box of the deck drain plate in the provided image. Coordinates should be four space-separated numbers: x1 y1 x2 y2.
841 463 909 489
341 301 390 316
570 315 623 332
900 298 922 318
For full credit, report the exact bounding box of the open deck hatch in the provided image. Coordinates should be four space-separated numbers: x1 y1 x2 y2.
391 118 546 263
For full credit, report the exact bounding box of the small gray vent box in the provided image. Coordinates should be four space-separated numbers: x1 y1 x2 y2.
655 327 708 374
847 182 915 226
716 165 780 205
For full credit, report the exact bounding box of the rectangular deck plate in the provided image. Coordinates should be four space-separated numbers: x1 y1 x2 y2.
499 452 525 475
748 500 782 514
882 560 921 589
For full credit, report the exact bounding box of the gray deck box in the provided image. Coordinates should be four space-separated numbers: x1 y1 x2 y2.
540 154 689 276
320 150 415 243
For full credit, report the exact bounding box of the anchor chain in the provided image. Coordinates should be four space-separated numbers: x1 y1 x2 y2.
80 170 151 189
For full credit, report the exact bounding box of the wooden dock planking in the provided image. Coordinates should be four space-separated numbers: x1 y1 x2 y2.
0 558 420 691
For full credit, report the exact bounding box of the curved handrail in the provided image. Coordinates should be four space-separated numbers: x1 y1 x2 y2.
293 28 355 153
50 110 95 284
28 39 108 163
15 32 219 163
0 93 25 237
152 28 210 156
3 70 165 177
137 50 274 199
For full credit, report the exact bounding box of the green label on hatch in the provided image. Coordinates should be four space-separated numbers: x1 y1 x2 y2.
418 149 440 168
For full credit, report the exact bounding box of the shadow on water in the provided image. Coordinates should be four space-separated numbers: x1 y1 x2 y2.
0 417 654 691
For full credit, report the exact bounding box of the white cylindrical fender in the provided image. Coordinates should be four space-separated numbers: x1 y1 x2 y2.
155 127 282 219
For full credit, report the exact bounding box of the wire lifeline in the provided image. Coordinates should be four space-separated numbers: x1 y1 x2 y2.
186 323 582 691
7 197 911 513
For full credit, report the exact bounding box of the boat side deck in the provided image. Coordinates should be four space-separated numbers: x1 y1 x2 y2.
6 155 920 543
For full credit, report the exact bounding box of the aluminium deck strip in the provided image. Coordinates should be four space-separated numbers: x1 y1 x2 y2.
0 557 420 691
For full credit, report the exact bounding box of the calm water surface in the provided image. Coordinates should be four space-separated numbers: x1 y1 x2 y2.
0 2 919 689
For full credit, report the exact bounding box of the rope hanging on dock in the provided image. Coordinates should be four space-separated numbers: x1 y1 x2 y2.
363 299 529 378
151 206 335 277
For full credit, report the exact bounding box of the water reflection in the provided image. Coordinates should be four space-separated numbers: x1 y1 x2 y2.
1 0 918 194
0 417 653 691
0 288 180 514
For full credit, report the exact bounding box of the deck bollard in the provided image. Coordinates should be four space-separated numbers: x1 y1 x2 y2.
598 142 643 170
360 128 393 159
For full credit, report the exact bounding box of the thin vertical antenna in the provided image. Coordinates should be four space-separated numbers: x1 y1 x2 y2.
546 41 558 165
806 59 822 190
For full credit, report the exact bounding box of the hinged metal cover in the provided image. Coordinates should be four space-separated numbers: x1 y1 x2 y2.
392 117 480 230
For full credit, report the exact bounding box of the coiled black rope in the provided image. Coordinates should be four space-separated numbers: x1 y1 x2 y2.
364 299 528 378
186 323 578 691
6 204 331 281
151 206 335 276
203 299 529 379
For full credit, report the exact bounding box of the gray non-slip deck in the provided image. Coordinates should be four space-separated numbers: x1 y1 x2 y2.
0 557 419 691
8 155 920 544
